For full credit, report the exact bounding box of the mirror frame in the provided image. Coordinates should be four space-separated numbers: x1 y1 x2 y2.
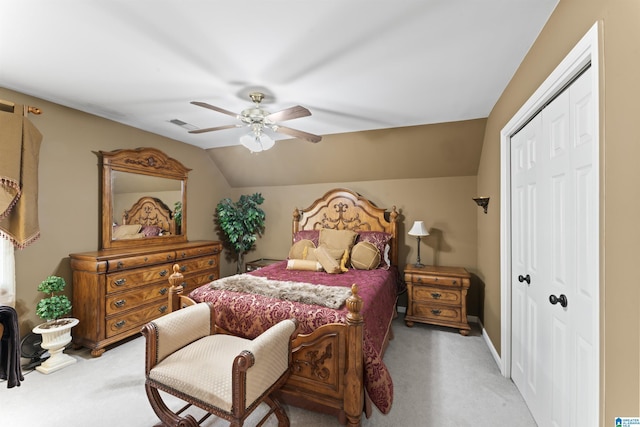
99 147 190 250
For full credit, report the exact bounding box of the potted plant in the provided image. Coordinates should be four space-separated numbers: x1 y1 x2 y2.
32 275 78 374
174 201 183 234
215 193 266 273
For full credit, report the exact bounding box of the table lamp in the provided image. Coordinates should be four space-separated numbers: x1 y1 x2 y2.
408 221 429 267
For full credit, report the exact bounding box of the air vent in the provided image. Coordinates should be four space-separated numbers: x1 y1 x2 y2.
169 119 197 131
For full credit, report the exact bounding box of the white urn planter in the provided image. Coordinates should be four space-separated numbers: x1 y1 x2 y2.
32 318 79 374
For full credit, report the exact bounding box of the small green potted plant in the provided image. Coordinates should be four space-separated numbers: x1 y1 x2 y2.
36 276 73 326
215 193 266 273
32 275 79 374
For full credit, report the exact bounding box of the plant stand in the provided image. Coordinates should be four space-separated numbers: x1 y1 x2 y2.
32 318 79 374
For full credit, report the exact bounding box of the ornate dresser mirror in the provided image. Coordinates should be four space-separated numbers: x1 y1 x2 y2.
71 147 221 357
98 147 190 249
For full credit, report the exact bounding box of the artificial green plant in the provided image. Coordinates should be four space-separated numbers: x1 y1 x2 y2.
215 193 266 273
36 275 72 324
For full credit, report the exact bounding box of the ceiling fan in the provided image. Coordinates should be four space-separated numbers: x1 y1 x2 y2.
189 92 322 151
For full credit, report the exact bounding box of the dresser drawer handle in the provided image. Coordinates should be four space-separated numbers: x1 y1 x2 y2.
181 251 187 258
208 259 215 266
416 277 422 283
431 292 441 299
166 254 173 261
452 280 457 285
180 265 187 272
115 320 126 329
159 305 168 313
180 281 187 287
159 287 168 295
114 278 127 286
114 299 126 308
431 309 442 316
208 275 215 281
159 269 169 277
117 261 124 269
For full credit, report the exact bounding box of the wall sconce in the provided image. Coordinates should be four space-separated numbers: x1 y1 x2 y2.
473 197 490 214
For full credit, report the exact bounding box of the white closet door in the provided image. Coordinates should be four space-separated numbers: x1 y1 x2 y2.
510 66 596 427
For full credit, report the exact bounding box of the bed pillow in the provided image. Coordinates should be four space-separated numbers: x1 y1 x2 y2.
293 230 320 246
356 231 393 269
319 229 358 253
141 225 162 237
288 239 316 260
350 241 381 270
113 224 142 239
286 259 323 271
314 245 343 274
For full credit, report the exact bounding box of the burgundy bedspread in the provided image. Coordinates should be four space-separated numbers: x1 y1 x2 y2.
188 261 400 414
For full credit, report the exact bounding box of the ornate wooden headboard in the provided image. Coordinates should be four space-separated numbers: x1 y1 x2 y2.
292 188 399 266
122 196 175 235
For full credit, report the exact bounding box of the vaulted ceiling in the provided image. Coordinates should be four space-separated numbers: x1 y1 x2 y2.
0 1 557 186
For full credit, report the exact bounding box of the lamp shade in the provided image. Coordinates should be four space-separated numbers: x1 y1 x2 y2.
408 221 429 237
240 133 275 153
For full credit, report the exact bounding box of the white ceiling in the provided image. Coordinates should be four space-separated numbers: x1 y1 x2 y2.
0 1 557 150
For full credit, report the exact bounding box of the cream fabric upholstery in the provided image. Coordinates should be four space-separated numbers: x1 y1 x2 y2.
148 318 297 413
151 302 212 363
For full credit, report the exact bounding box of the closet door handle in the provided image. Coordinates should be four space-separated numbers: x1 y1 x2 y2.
549 294 568 308
518 274 531 284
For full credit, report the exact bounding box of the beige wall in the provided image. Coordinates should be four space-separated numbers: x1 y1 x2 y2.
0 87 230 336
476 0 640 421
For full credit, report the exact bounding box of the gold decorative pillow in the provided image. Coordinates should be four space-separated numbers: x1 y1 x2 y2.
288 239 316 260
286 259 323 271
307 244 341 262
113 224 142 240
350 241 381 270
319 229 358 253
314 245 342 274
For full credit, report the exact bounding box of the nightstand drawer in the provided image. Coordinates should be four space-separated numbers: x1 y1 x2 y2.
407 273 462 287
413 287 461 305
412 303 462 322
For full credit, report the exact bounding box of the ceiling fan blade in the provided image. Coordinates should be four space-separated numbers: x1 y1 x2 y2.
191 101 239 118
265 105 311 123
188 124 241 134
273 125 322 143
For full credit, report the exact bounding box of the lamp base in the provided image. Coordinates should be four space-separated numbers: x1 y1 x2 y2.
413 262 425 268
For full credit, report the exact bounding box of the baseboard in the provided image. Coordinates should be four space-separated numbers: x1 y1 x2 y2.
474 317 502 370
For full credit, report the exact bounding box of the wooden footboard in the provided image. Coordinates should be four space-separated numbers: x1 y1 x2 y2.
166 264 366 426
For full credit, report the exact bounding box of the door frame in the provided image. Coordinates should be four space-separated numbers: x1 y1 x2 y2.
499 19 600 415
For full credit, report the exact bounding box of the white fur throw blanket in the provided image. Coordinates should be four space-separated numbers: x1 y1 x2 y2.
208 274 353 309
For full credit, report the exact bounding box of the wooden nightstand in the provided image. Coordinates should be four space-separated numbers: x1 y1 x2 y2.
404 264 471 335
245 258 282 272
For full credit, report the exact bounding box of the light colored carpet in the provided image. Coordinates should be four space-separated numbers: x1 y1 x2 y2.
0 317 536 426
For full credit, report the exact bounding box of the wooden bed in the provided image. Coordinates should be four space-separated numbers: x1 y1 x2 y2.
166 188 399 426
115 196 175 238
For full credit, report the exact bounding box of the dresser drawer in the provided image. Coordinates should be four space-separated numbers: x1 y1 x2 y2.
174 256 219 275
173 272 219 294
176 244 221 260
413 286 462 306
407 273 462 288
106 263 173 293
412 302 462 322
105 301 170 338
108 251 175 271
105 283 171 315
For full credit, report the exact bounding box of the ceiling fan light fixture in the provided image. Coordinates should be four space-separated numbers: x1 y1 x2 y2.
240 132 274 153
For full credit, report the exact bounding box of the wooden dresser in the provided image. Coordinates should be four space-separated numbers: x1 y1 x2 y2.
70 240 221 356
404 264 471 335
